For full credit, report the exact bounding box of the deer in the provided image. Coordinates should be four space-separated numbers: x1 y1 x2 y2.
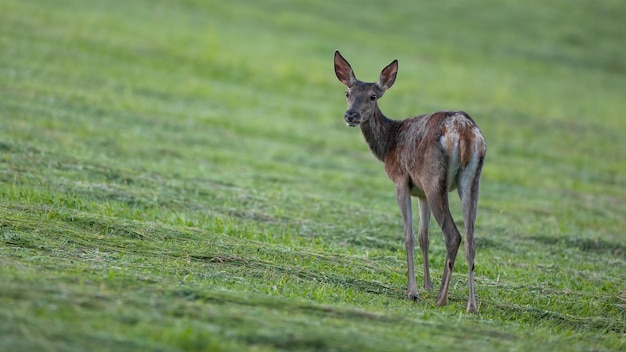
333 51 486 313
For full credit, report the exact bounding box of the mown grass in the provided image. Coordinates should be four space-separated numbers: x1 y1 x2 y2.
1 0 625 351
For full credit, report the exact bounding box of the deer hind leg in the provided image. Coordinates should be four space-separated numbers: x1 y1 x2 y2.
396 182 418 301
426 186 462 307
458 160 484 314
417 197 433 291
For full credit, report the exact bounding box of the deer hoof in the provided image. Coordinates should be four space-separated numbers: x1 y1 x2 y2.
466 301 478 314
406 292 420 302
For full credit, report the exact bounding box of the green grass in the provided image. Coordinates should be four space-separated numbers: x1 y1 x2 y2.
1 0 625 350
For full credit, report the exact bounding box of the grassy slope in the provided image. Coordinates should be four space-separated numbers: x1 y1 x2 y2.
1 0 625 350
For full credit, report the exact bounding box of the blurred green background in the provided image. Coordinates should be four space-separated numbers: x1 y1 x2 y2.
1 0 624 351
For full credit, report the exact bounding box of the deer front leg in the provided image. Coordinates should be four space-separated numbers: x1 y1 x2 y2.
396 183 418 301
417 197 433 291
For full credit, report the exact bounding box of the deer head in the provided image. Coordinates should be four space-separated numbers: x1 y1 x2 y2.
333 50 398 127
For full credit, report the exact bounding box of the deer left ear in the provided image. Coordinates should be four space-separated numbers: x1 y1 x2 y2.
334 50 358 88
377 59 398 91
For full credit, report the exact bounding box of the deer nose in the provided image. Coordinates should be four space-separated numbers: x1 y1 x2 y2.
345 110 360 123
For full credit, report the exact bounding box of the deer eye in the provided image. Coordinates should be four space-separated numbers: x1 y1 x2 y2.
345 91 349 97
370 94 377 101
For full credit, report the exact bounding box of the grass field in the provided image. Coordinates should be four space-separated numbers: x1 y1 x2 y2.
1 0 625 350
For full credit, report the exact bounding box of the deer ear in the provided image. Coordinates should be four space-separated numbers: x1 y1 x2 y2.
334 50 357 87
377 59 398 91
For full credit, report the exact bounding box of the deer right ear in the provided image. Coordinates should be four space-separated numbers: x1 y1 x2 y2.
334 50 357 88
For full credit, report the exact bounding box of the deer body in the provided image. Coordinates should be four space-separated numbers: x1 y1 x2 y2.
334 51 486 313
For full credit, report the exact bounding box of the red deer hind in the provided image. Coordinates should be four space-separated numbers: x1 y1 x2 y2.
333 51 486 313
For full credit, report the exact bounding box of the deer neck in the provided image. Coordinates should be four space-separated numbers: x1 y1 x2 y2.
359 108 398 162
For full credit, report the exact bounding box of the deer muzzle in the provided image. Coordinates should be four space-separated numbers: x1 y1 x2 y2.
344 110 361 127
